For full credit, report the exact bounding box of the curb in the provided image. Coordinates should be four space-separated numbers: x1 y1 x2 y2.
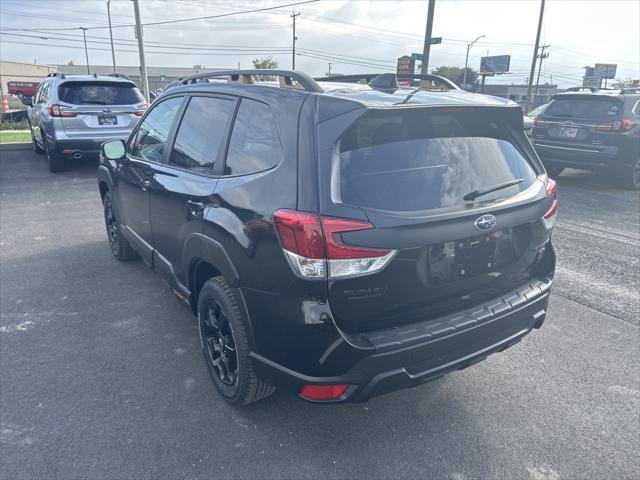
0 142 32 151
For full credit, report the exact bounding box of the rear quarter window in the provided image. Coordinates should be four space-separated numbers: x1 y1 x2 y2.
332 109 537 213
58 81 144 105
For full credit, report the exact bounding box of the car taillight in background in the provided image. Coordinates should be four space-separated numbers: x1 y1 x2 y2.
595 119 635 132
542 178 558 230
135 102 149 117
273 209 396 279
533 116 546 127
48 104 77 118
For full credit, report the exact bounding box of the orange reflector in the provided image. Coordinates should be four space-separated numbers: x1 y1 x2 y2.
300 384 349 401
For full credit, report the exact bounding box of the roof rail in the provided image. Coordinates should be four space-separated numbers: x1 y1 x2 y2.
179 69 323 93
620 87 640 94
316 73 460 91
108 73 131 80
47 72 65 79
563 87 598 93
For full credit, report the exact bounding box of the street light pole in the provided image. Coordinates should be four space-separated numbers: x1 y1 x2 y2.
463 34 485 90
526 0 546 113
107 0 117 72
132 0 150 101
79 27 90 74
420 0 436 76
291 12 300 70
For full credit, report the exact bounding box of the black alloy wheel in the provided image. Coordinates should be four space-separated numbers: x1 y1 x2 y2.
202 301 238 387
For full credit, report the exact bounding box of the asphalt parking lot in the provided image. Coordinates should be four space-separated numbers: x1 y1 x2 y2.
1 146 638 480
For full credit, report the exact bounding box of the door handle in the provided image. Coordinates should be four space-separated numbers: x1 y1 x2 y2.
140 179 150 191
186 200 205 215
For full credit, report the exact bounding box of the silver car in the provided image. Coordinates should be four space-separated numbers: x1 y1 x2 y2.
23 73 146 172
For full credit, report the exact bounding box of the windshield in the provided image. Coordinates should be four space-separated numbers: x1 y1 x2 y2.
544 98 621 121
58 81 144 105
332 109 537 212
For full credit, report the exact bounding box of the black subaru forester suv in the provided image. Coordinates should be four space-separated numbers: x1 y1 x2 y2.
97 70 557 405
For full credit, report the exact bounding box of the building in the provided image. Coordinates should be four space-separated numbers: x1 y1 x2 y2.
482 83 562 109
0 60 57 96
56 64 226 94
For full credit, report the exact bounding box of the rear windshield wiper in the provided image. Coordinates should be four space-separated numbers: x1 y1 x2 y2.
463 179 524 201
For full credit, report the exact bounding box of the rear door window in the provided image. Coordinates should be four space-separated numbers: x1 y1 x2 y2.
225 99 282 175
544 98 621 121
168 96 235 174
332 109 536 212
58 81 144 105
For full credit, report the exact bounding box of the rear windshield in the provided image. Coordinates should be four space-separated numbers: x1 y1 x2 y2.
58 81 144 105
544 98 621 120
332 109 536 212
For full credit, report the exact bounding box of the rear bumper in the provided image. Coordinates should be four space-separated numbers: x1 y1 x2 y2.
251 277 552 403
52 137 129 158
533 141 620 169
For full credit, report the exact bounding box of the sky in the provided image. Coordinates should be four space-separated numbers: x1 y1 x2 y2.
1 0 639 88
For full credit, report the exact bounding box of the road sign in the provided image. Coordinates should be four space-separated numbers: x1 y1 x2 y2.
480 55 511 74
397 56 415 74
583 76 602 89
411 53 422 61
593 64 617 79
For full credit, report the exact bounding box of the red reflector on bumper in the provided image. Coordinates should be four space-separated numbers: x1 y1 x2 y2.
62 148 74 154
300 384 349 401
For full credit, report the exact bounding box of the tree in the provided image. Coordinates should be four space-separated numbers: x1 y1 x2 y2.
252 56 278 70
611 78 635 89
433 66 479 91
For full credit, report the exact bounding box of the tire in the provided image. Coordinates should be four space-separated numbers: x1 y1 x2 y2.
198 276 275 405
44 136 65 172
30 125 44 154
616 158 640 190
545 165 564 179
103 192 138 261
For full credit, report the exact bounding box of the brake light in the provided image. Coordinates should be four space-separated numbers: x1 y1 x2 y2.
135 102 149 117
273 210 396 279
533 116 546 127
595 119 635 132
542 178 558 229
48 104 77 118
300 384 349 401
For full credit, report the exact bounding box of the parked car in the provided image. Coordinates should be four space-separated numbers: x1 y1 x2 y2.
22 72 147 172
97 70 557 405
531 88 640 188
523 103 549 137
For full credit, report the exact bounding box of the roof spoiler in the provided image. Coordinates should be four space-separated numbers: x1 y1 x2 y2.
47 72 65 79
179 69 324 93
108 73 130 80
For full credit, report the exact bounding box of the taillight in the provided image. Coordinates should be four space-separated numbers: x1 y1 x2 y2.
533 116 546 127
48 104 77 118
543 178 558 230
135 102 149 116
300 384 349 401
596 119 635 132
273 210 396 279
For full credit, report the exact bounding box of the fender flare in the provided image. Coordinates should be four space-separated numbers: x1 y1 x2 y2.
183 233 240 290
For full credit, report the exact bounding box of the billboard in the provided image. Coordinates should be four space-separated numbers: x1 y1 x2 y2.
593 64 617 79
396 55 415 87
480 55 511 74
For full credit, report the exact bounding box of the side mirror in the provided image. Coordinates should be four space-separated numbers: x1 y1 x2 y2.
102 139 126 160
21 96 33 106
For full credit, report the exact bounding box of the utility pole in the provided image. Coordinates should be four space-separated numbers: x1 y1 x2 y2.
107 0 117 72
328 62 332 76
525 0 545 113
463 34 485 90
533 45 549 108
132 0 150 101
420 0 436 77
79 27 90 74
291 12 300 70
